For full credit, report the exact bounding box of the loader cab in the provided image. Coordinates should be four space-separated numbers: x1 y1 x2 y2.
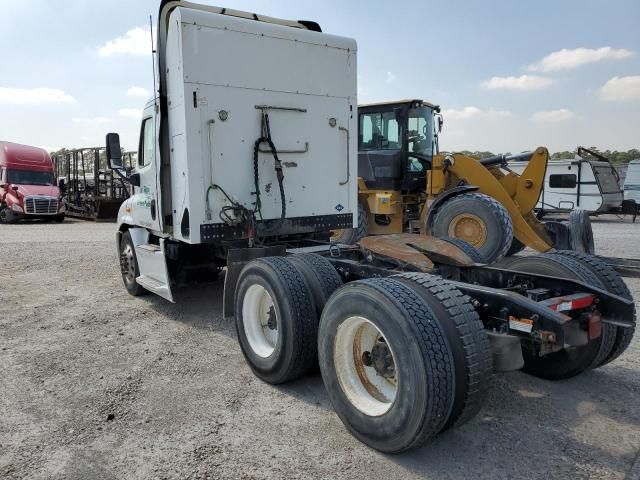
358 100 439 193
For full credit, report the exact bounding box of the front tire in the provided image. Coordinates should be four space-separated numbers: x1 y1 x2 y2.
119 231 148 297
318 278 456 453
0 207 18 224
431 193 513 263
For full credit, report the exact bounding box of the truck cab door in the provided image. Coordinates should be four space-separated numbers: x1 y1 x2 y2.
131 115 162 232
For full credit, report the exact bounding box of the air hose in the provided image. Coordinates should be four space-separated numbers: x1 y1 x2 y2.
253 110 286 231
204 110 286 243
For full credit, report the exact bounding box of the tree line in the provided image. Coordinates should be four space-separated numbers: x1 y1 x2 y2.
457 148 639 165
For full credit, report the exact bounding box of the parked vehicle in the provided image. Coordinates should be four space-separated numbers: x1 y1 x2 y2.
624 159 640 203
105 1 636 453
509 147 623 214
0 142 65 223
332 100 597 262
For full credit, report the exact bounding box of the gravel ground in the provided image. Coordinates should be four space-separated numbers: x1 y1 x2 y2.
1 216 639 480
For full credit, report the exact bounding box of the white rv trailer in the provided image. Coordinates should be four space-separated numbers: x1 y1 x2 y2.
624 159 640 203
509 150 622 214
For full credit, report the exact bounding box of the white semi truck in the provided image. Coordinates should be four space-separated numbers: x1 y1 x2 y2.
107 0 636 453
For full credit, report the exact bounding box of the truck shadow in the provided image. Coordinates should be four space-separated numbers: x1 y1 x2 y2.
387 368 640 478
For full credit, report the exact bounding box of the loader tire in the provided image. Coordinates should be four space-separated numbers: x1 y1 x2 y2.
568 209 595 255
287 253 342 318
235 257 318 384
506 254 616 380
318 278 455 453
330 201 369 245
432 193 513 264
547 251 635 365
393 273 492 430
440 237 487 264
119 231 148 297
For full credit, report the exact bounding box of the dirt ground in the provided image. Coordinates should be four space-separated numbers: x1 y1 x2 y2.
1 216 639 480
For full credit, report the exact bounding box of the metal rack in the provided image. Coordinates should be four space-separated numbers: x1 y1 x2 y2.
53 148 136 221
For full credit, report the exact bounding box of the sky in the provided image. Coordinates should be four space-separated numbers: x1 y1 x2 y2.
0 0 639 154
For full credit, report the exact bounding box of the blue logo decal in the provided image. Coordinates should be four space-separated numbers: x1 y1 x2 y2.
335 204 344 212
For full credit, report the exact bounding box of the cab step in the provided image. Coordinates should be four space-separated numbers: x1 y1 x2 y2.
134 240 174 302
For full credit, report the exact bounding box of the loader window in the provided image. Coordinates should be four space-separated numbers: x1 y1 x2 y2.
549 174 577 189
138 117 154 168
359 112 401 150
408 107 434 158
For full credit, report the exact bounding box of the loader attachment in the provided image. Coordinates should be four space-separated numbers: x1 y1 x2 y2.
443 147 554 252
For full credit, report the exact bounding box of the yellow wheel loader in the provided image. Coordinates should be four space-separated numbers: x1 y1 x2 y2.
332 99 593 262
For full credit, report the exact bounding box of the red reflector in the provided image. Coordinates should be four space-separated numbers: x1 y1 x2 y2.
588 314 602 340
544 293 596 312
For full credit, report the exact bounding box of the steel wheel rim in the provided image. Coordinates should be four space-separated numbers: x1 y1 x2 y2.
242 284 279 358
330 229 345 241
448 213 487 248
120 244 136 286
334 316 398 416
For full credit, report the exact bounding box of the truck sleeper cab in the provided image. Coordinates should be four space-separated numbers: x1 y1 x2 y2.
0 142 65 224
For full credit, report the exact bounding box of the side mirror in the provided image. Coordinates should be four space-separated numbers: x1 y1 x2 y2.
106 133 123 169
58 178 66 192
437 115 444 134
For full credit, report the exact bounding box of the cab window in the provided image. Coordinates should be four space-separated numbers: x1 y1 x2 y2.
138 117 154 167
359 112 401 150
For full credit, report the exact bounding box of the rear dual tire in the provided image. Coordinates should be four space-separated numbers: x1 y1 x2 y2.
318 276 491 452
547 251 635 365
505 253 617 380
236 257 492 452
234 254 342 384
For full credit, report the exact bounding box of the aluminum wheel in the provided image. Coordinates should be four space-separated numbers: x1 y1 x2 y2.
120 243 136 286
334 316 398 417
242 284 279 358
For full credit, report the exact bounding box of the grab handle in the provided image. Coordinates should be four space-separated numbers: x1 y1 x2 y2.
339 126 350 186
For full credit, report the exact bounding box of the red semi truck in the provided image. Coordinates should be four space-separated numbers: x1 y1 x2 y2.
0 142 65 223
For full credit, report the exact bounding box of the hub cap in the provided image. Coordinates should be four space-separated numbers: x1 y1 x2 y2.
448 213 487 247
242 284 279 358
334 316 398 416
120 243 136 286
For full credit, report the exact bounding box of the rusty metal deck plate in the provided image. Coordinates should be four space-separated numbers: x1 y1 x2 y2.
359 234 475 272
